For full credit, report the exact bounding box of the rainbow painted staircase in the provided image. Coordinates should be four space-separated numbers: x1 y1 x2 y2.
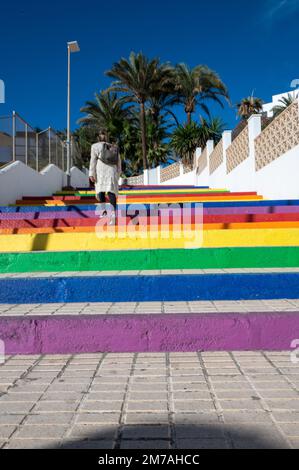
0 184 299 354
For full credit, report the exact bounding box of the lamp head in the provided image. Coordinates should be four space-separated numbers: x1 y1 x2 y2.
67 41 80 53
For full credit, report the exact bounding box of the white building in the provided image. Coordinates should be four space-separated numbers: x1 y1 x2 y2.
263 89 299 117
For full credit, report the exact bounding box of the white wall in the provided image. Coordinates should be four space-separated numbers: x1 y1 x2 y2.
225 157 256 192
256 144 299 199
225 115 261 193
69 166 90 188
209 134 232 189
160 169 197 186
0 161 89 205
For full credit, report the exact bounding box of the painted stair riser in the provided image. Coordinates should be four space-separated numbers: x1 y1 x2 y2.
13 196 264 207
19 191 257 202
2 221 299 235
22 190 231 199
1 273 299 303
65 186 209 191
1 247 299 273
1 228 299 251
3 200 299 213
55 189 229 196
2 206 299 221
0 313 298 353
2 212 299 229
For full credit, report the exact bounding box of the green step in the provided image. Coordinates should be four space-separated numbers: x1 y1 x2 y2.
1 246 299 273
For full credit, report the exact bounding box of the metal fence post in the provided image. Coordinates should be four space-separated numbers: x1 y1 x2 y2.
55 135 58 166
61 143 63 171
12 111 16 161
25 123 28 166
48 127 51 164
36 133 39 172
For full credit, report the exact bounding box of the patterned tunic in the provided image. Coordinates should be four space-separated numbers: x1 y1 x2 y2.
89 142 121 196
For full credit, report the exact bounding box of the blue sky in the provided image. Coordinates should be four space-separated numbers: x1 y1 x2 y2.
0 0 299 131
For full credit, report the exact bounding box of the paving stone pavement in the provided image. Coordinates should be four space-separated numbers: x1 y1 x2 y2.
1 267 299 279
0 352 299 449
1 299 299 316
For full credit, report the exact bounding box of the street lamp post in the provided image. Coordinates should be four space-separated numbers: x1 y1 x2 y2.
66 40 80 187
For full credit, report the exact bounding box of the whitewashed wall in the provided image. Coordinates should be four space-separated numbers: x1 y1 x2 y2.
69 166 90 189
0 161 89 205
226 115 261 193
256 144 299 199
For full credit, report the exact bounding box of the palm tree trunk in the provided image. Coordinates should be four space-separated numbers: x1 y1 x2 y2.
140 101 148 170
187 111 191 125
152 109 159 150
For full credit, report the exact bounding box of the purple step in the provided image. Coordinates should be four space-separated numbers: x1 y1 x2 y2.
1 205 299 220
0 312 298 353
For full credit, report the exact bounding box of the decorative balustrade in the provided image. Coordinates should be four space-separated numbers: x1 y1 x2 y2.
196 147 207 175
183 163 193 174
226 125 249 173
126 173 144 185
209 139 223 175
255 100 299 171
160 162 180 182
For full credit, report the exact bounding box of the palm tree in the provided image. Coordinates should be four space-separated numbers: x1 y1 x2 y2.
78 90 130 142
171 122 202 165
73 126 98 167
272 93 297 117
237 96 263 120
148 89 179 126
106 52 173 170
198 116 226 148
174 63 229 125
146 112 170 167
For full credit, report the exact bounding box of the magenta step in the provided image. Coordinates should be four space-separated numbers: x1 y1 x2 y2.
0 312 298 353
1 206 299 221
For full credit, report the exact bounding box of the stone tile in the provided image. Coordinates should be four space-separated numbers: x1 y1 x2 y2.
176 438 229 449
68 425 118 440
14 425 68 439
219 399 263 410
172 383 208 391
76 413 120 424
0 414 25 425
173 391 211 400
127 401 168 412
0 393 41 402
0 425 17 439
128 392 168 401
25 413 74 425
80 401 122 412
5 439 61 449
216 390 259 400
232 436 289 449
120 440 170 449
264 399 299 410
34 401 79 412
174 412 220 425
279 423 299 437
0 403 34 414
173 400 216 412
60 440 114 449
124 413 169 425
122 425 170 439
223 411 273 424
272 411 299 423
175 424 225 439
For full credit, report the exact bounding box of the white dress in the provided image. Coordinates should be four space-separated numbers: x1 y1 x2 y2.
89 142 121 196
